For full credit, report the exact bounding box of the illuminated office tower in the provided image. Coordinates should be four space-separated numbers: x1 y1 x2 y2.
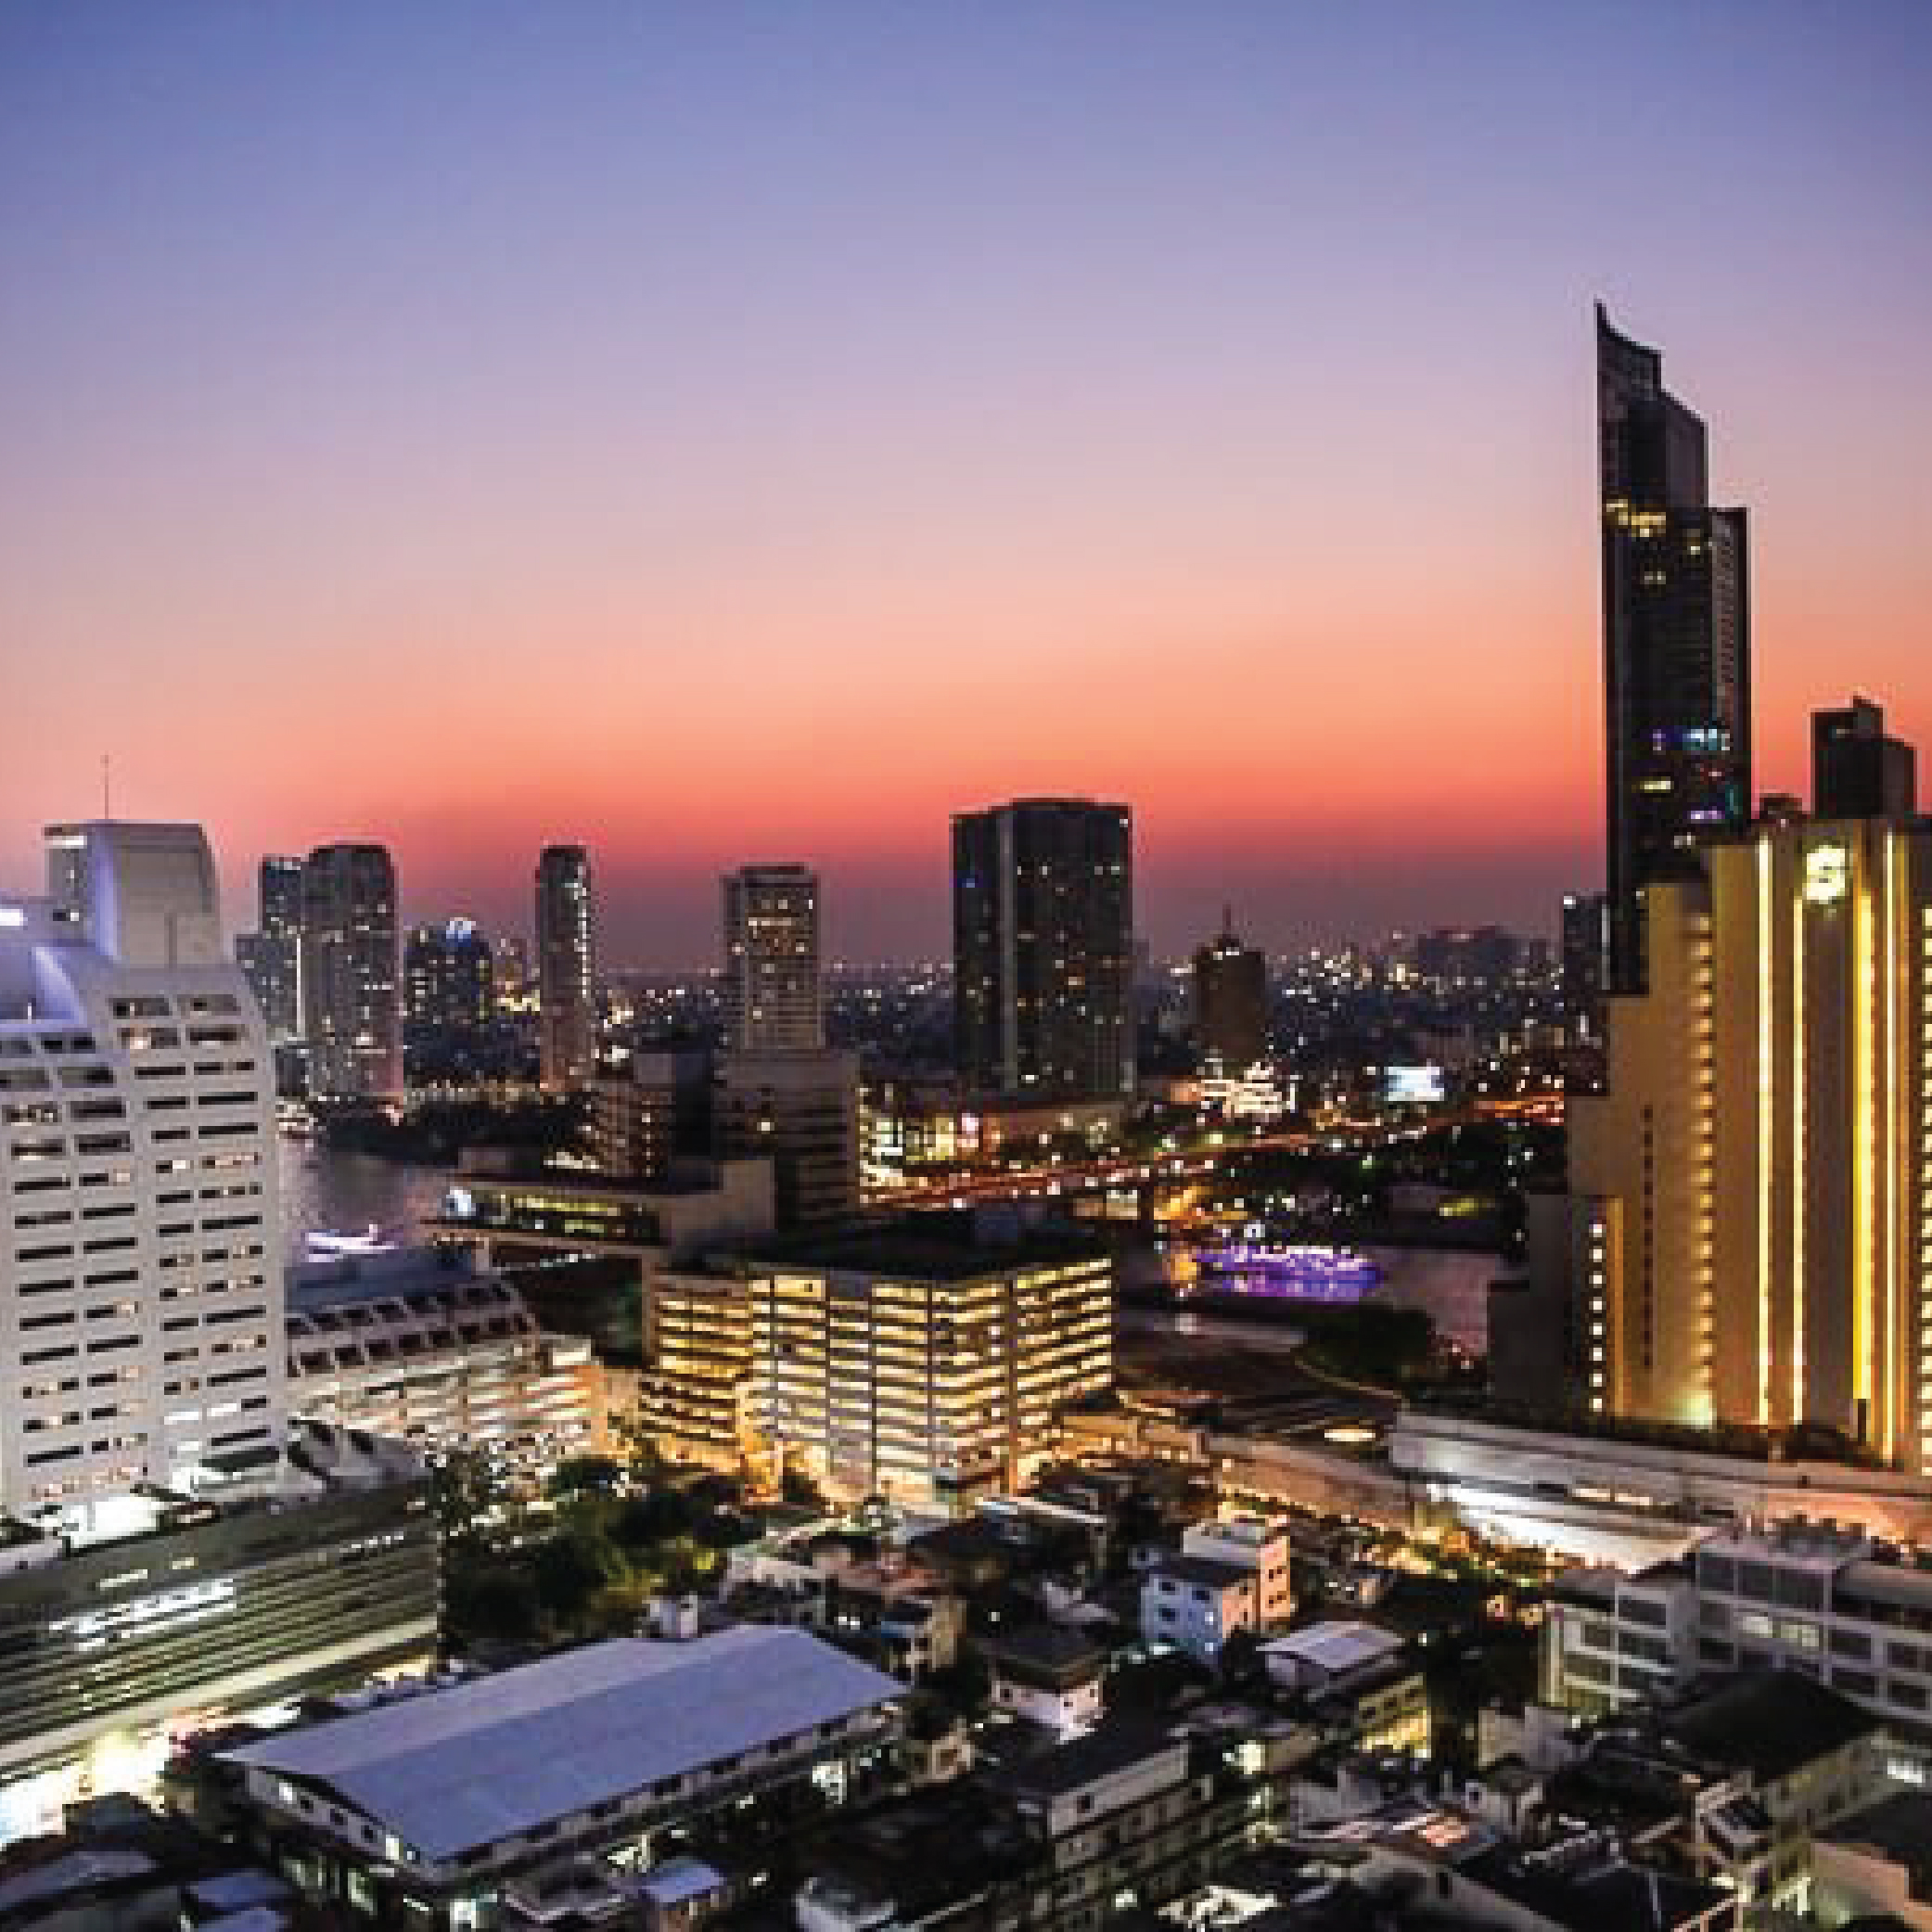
721 864 822 1053
953 799 1134 1102
236 855 304 1042
1192 914 1268 1071
300 843 401 1099
535 843 596 1089
1597 304 1752 992
2 823 285 1518
1571 804 1932 1469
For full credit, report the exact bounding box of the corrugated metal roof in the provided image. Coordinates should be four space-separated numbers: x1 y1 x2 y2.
226 1626 902 1862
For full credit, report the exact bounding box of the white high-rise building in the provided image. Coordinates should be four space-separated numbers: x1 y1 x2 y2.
535 843 595 1089
2 823 285 1524
721 863 823 1053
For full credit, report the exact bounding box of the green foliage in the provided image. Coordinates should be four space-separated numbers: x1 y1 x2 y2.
547 1453 624 1500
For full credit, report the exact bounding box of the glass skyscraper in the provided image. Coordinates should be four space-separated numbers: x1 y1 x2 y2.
1597 303 1752 992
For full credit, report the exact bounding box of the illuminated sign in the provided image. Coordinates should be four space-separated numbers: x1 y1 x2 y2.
1804 844 1849 905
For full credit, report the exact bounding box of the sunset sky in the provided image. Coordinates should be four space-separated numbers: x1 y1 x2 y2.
4 3 1929 962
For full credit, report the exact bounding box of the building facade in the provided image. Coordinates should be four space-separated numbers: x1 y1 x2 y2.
1570 811 1932 1466
286 1246 599 1481
535 843 596 1089
300 843 401 1100
713 1047 860 1228
722 863 822 1053
1192 915 1268 1073
403 918 494 1047
740 1222 1113 1509
4 823 285 1521
237 854 304 1043
0 1425 438 1838
1597 304 1752 992
1544 1522 1932 1760
1815 697 1917 821
953 799 1134 1104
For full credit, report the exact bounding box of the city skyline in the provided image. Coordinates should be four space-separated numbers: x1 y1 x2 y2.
4 4 1930 960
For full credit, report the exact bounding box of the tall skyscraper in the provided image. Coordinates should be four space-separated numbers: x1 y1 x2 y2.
1814 696 1917 821
1570 799 1932 1469
721 863 822 1053
1192 913 1269 1072
535 844 596 1089
301 843 401 1099
236 854 304 1041
1597 303 1752 992
953 798 1134 1102
3 823 285 1518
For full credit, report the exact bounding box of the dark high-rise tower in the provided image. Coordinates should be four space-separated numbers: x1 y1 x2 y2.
240 853 304 1041
1597 303 1751 991
1192 913 1268 1072
953 798 1133 1103
535 844 596 1089
1813 696 1916 821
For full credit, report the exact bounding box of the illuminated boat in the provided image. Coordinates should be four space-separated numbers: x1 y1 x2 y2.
1193 1239 1381 1302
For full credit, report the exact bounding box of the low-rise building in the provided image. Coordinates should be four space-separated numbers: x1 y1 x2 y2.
1305 1796 1735 1932
1811 1789 1932 1930
0 1423 438 1844
1392 1408 1932 1566
1260 1621 1429 1757
216 1625 903 1929
285 1247 598 1481
1140 1516 1291 1665
1542 1521 1932 1765
978 1624 1107 1740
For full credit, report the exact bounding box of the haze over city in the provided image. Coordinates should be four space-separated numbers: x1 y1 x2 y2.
4 2 1930 958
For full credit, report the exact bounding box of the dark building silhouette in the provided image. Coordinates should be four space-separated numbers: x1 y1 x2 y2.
1597 303 1751 991
535 843 596 1089
1813 696 1916 821
953 798 1133 1103
1559 891 1609 1048
1192 914 1269 1071
237 853 304 1041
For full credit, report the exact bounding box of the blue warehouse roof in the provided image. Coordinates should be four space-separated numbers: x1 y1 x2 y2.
226 1625 902 1862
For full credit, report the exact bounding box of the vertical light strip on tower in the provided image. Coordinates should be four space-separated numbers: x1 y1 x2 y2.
1791 889 1806 1420
1883 834 1900 1461
1854 849 1875 1438
1757 836 1773 1423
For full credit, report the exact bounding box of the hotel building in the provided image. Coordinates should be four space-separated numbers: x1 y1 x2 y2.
1569 776 1932 1470
0 823 436 1838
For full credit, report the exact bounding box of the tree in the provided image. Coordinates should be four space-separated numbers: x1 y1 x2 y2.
433 1448 501 1544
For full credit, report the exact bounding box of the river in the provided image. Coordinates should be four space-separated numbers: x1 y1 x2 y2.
275 1136 454 1260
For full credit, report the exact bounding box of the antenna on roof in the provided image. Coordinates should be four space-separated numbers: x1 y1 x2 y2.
101 754 111 820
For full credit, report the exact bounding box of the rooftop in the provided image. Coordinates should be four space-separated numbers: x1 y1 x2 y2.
1261 1621 1402 1680
991 1715 1185 1801
1819 1789 1932 1884
226 1625 902 1862
743 1213 1106 1283
1663 1670 1879 1784
1151 1554 1256 1591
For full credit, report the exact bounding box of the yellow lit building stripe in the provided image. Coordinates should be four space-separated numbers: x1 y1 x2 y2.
1792 888 1806 1420
1855 850 1875 1437
1884 833 1900 1463
1757 837 1772 1424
